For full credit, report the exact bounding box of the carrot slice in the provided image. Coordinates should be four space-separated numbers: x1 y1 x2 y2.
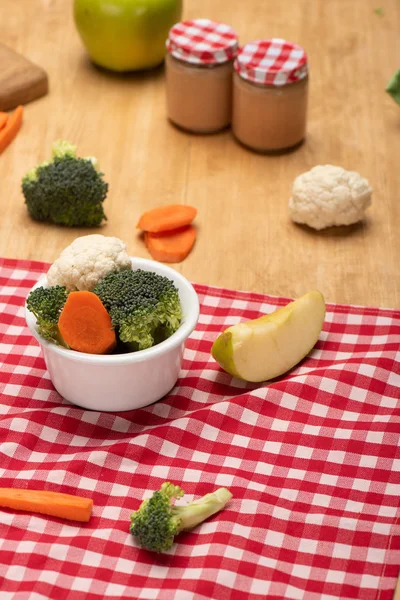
145 225 197 263
58 291 116 355
0 488 93 522
0 105 23 154
137 204 197 233
0 112 8 130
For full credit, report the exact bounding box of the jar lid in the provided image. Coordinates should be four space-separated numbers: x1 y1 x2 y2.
234 38 308 86
166 19 239 66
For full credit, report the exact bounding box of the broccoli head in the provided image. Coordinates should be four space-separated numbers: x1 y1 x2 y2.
93 269 182 350
130 482 232 553
26 285 68 345
22 140 108 227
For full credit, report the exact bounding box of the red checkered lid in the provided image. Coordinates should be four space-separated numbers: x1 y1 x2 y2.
234 38 308 86
166 18 239 65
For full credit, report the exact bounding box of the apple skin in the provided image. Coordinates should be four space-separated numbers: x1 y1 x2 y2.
73 0 183 72
211 291 326 383
211 330 240 379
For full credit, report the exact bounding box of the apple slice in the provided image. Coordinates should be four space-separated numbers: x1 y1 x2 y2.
211 291 326 382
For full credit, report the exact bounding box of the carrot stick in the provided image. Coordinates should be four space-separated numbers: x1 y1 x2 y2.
58 291 116 355
0 112 8 130
0 488 93 522
0 105 23 154
145 225 197 263
137 204 197 233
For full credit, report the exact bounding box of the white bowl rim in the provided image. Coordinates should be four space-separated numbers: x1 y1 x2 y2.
25 257 200 366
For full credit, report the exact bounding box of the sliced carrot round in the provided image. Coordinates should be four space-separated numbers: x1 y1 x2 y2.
58 291 116 354
137 204 197 233
0 105 23 154
145 225 196 263
0 112 9 130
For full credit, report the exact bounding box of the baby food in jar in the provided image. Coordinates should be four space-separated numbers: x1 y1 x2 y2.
232 39 309 152
166 19 239 133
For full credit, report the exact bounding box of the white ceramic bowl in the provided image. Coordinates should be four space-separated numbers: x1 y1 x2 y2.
25 258 199 412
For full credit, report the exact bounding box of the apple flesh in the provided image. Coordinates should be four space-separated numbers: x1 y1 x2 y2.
211 291 326 382
74 0 183 72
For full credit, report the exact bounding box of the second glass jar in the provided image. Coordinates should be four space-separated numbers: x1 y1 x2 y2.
232 39 309 152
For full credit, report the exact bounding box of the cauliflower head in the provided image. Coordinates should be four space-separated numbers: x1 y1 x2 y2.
289 165 372 230
47 234 132 291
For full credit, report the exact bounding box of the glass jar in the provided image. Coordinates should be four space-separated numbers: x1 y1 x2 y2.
165 19 239 134
232 39 309 152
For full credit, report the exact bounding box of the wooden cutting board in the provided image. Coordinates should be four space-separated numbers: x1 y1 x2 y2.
0 43 48 111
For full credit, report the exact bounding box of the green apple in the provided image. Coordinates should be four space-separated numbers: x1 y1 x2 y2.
73 0 183 72
211 291 326 383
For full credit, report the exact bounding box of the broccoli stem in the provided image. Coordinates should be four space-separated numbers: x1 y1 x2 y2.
175 488 233 532
129 482 232 553
38 323 68 347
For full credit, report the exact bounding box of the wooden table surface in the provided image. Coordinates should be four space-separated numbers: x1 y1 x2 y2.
1 0 399 308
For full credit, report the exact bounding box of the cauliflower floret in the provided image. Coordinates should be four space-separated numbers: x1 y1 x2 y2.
47 234 132 291
289 165 372 230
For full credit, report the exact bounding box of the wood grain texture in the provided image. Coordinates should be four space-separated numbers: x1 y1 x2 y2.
0 0 399 308
0 43 48 111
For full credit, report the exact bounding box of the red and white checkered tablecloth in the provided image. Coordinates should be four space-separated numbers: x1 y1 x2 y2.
0 258 399 600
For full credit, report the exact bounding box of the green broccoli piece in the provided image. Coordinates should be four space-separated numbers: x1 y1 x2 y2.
130 482 232 553
22 140 108 227
26 285 68 345
93 269 182 350
386 69 400 105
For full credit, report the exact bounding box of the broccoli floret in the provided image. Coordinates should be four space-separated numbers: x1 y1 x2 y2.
26 285 68 345
93 269 182 350
22 140 108 227
130 482 232 553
